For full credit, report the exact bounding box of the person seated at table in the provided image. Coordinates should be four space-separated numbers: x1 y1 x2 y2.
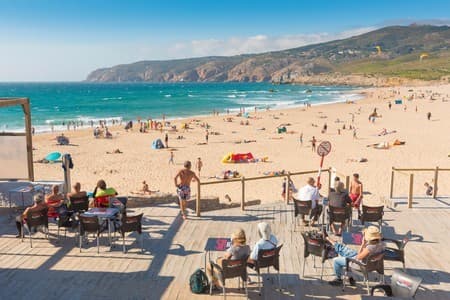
327 226 385 286
294 177 323 226
207 228 250 289
247 222 278 268
328 181 352 236
93 179 118 207
67 182 87 199
46 185 65 218
15 194 47 238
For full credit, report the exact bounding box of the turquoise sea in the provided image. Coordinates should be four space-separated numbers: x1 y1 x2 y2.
0 82 361 132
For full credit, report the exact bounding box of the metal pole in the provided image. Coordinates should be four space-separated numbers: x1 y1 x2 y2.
408 174 414 208
317 155 325 187
390 169 395 199
241 177 245 211
196 182 201 217
433 167 438 199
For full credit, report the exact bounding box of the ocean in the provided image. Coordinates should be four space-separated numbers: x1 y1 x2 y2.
0 82 361 132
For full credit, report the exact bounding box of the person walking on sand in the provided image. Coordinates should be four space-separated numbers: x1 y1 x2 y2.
311 136 316 152
174 161 200 220
388 101 392 110
205 130 209 144
195 157 203 177
164 133 169 148
353 128 357 139
349 173 363 209
427 112 431 120
299 132 303 146
168 151 174 165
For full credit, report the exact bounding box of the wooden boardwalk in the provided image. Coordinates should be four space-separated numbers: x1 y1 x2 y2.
0 197 449 300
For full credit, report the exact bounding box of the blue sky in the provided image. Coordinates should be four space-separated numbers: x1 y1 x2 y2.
1 0 449 81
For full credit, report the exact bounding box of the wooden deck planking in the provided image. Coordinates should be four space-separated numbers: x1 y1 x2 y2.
0 198 449 299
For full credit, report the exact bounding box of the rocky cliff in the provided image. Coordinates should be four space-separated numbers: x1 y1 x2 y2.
86 25 450 85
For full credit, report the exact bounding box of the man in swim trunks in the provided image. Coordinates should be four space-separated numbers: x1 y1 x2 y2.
174 161 200 220
349 173 363 209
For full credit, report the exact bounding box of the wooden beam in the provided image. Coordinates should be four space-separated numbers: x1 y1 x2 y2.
0 132 26 136
390 170 395 199
22 100 34 181
433 167 439 199
0 98 28 108
196 182 201 217
241 177 245 211
408 174 414 208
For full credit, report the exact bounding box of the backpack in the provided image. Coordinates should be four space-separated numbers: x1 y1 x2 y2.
189 268 209 294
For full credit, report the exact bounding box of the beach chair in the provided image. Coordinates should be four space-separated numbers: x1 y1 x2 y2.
293 199 312 231
301 232 331 280
210 256 249 299
383 234 410 269
371 268 422 297
79 215 101 253
57 213 74 240
21 208 49 248
251 244 283 295
358 205 384 230
117 213 144 253
343 252 385 294
327 205 352 233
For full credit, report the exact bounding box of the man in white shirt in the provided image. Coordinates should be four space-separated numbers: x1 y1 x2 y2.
294 177 323 226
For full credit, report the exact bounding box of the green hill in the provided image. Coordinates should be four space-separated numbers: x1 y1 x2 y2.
86 25 450 84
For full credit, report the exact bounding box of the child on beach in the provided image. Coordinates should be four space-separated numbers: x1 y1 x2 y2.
424 182 433 196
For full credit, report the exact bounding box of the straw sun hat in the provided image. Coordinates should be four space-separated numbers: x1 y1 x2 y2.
364 226 382 241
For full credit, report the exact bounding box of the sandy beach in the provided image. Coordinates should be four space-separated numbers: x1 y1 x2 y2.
31 84 450 207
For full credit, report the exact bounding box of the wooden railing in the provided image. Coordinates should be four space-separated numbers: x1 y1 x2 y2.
390 167 450 208
196 168 332 216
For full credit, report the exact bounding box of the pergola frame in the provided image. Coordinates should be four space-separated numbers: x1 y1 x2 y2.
0 97 34 181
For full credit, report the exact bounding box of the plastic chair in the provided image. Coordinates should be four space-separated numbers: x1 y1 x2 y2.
371 268 422 297
252 244 283 295
21 208 49 247
79 215 101 253
293 199 312 231
301 232 331 280
358 205 384 229
344 252 385 294
383 235 409 269
327 205 352 233
117 213 144 253
69 196 89 214
210 256 249 299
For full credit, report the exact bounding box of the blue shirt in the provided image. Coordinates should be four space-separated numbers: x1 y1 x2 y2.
250 235 278 260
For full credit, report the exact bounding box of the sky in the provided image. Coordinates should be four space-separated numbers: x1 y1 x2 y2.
0 0 449 81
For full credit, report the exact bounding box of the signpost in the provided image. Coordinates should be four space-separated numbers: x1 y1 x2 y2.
316 141 332 187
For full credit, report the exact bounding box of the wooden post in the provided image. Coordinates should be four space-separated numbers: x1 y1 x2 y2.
408 173 414 208
22 101 34 181
433 167 439 199
327 168 332 194
196 182 201 217
286 172 291 204
390 168 395 199
241 177 245 211
345 176 350 191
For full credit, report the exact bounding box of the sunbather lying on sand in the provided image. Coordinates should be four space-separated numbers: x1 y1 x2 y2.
106 149 123 154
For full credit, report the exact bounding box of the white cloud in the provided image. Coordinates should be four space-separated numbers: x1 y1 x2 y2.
168 27 377 57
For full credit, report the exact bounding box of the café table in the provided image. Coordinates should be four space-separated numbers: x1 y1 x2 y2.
203 237 231 270
81 207 119 248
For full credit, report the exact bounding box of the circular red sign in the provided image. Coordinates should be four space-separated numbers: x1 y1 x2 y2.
317 141 332 156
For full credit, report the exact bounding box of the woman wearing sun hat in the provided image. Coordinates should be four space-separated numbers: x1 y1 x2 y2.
327 226 385 286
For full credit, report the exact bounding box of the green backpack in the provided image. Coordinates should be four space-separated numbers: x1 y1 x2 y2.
189 268 209 294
